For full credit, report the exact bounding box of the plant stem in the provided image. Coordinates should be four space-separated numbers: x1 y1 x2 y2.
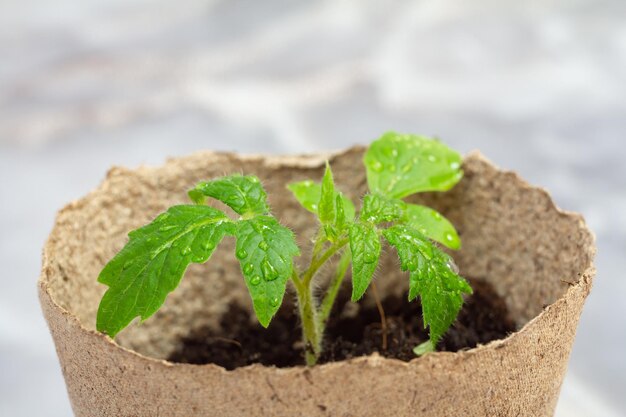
293 232 349 366
302 237 348 286
310 229 327 263
318 249 351 333
370 282 388 351
297 279 320 366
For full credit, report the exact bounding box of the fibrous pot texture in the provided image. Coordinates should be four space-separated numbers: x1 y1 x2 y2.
39 147 595 417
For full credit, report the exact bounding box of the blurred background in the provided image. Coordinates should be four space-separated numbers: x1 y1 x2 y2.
1 0 625 415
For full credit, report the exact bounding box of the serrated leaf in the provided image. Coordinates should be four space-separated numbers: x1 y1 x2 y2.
360 194 406 224
319 162 336 225
349 222 381 301
189 175 269 216
234 216 300 327
287 181 356 222
383 224 472 345
402 204 461 250
97 205 233 337
364 132 463 198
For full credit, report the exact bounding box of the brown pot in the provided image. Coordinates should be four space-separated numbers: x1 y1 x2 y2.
39 147 595 417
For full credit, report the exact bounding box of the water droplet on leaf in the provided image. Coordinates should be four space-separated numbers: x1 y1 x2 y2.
261 258 278 281
384 147 398 158
447 259 460 274
236 248 248 259
364 252 376 263
202 241 215 251
258 241 269 251
370 161 383 172
180 247 191 256
250 275 262 285
244 263 254 274
270 297 280 307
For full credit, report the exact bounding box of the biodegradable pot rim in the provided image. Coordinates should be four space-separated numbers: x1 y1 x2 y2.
38 147 596 377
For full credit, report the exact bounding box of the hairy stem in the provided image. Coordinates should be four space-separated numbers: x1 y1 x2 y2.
302 237 349 286
294 232 349 366
371 282 388 351
297 279 321 366
318 249 351 333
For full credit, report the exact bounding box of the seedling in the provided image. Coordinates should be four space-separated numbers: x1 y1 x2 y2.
96 132 472 365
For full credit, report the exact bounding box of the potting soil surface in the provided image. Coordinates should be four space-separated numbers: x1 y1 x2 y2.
168 279 515 369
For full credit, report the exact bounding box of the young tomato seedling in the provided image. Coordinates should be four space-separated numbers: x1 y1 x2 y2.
96 132 472 366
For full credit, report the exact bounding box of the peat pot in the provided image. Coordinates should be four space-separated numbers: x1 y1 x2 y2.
39 147 595 417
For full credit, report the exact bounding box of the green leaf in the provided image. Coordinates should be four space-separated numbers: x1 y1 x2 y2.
286 181 320 213
234 216 300 327
319 162 336 225
97 205 233 337
413 340 435 356
383 224 472 345
349 222 381 301
364 132 463 198
189 175 269 216
287 180 356 222
402 204 461 250
335 194 346 230
360 194 406 224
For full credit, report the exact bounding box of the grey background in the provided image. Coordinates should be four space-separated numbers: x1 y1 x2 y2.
1 1 624 416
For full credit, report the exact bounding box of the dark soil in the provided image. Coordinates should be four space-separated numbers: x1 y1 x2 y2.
167 279 515 369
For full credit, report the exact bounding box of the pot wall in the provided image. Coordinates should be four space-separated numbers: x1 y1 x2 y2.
39 147 595 417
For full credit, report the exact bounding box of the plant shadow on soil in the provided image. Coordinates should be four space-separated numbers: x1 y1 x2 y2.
167 279 515 369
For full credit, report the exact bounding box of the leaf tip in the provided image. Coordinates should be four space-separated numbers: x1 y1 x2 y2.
256 313 273 328
188 187 206 205
350 286 366 302
413 340 435 356
96 314 120 339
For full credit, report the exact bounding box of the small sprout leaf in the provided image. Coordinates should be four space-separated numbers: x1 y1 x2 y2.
287 180 355 222
383 224 472 346
235 216 300 327
364 132 463 198
360 194 406 224
348 222 381 301
413 340 435 356
402 204 461 250
96 205 233 337
335 194 346 230
189 175 269 216
319 162 336 225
